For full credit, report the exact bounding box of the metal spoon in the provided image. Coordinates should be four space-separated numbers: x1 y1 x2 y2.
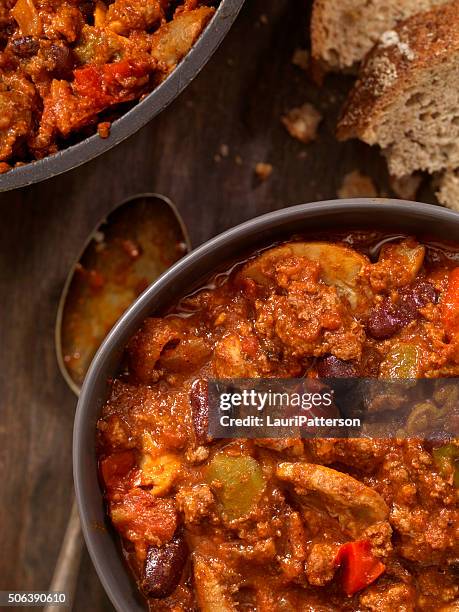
48 194 190 611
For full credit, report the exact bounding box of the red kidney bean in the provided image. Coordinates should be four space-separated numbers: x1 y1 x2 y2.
12 36 39 57
190 378 210 445
367 301 403 340
142 533 188 598
49 43 74 79
403 279 437 309
367 280 436 340
317 355 358 378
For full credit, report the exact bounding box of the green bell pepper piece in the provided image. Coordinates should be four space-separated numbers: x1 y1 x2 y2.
206 453 266 520
433 444 459 488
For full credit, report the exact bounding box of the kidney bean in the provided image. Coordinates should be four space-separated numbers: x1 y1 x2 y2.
11 36 39 58
317 355 358 378
142 533 188 598
367 280 437 340
403 279 437 309
367 300 403 340
190 378 210 445
49 43 74 79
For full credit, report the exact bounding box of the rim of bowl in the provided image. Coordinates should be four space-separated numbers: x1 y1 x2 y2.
0 0 245 192
74 198 459 611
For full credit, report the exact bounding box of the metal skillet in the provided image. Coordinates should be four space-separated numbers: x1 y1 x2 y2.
0 0 245 193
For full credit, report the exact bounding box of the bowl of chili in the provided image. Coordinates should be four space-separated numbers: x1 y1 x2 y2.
74 199 459 611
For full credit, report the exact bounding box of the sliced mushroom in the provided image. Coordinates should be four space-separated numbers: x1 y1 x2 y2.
239 242 370 311
139 452 181 496
151 7 215 74
276 462 389 538
193 554 237 612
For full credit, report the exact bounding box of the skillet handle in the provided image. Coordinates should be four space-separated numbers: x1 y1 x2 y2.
43 497 84 611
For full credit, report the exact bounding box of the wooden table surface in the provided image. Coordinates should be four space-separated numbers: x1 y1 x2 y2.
0 1 435 610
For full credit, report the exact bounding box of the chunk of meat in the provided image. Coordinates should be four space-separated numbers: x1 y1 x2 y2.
307 439 391 473
277 463 389 538
253 258 366 361
255 438 304 456
359 582 416 612
158 336 211 374
277 510 307 581
0 71 36 162
175 484 215 525
220 538 276 565
213 332 270 378
127 318 183 383
390 505 459 565
101 381 189 451
193 555 237 612
106 0 164 35
306 542 340 586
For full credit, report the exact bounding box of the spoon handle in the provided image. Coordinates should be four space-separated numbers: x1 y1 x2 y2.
43 497 84 611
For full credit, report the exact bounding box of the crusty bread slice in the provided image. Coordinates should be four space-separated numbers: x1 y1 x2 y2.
337 1 459 178
311 0 449 71
436 170 459 211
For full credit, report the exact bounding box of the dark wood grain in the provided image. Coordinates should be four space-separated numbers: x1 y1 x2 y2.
0 0 436 610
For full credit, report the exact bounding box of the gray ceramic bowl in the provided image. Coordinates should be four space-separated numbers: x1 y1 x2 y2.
74 199 459 611
0 0 245 193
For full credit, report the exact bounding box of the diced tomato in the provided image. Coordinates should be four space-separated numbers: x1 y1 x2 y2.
103 59 150 87
110 488 177 545
442 267 459 335
100 450 136 490
73 60 151 107
335 540 386 596
73 65 107 106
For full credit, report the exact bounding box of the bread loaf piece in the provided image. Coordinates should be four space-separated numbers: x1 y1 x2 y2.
311 0 448 71
436 170 459 211
337 1 459 178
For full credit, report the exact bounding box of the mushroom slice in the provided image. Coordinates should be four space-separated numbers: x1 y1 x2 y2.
193 555 237 612
151 7 215 74
277 462 389 538
239 242 370 311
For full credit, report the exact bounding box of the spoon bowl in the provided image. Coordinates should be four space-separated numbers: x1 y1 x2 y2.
56 193 190 396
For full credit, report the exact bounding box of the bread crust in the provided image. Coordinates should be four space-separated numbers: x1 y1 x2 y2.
337 1 459 142
311 0 331 66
